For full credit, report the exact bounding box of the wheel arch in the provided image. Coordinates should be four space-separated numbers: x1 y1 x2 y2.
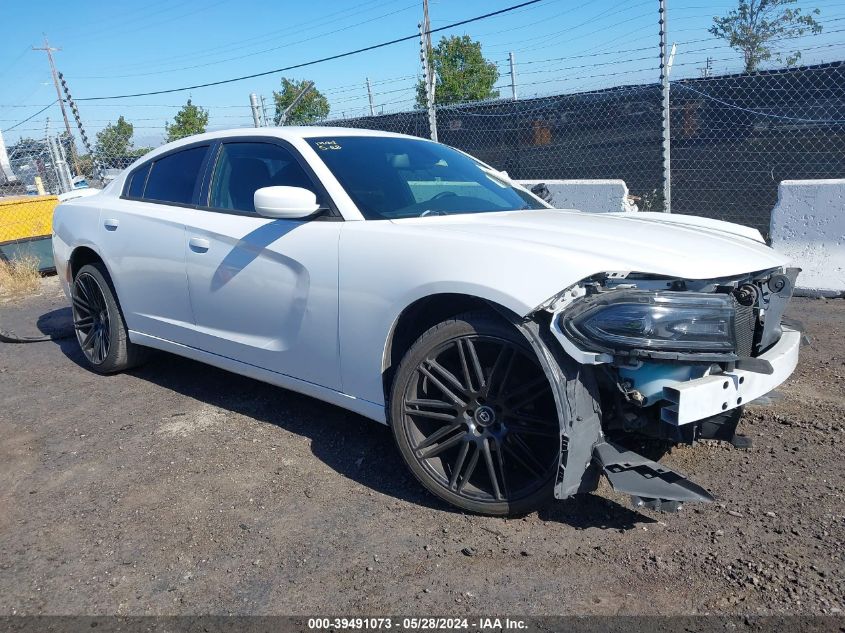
381 292 522 400
67 245 124 308
68 245 106 281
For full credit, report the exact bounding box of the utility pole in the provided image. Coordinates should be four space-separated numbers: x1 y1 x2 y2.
509 51 518 101
658 0 671 213
33 36 80 174
420 0 437 141
699 56 713 78
366 78 376 117
249 93 263 127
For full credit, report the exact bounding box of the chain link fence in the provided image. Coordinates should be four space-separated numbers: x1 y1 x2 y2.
0 130 129 269
1 60 843 252
315 60 845 234
670 61 845 232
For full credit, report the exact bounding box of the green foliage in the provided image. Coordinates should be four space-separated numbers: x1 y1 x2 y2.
415 35 499 108
165 99 209 143
95 116 133 159
273 77 330 125
76 153 94 178
710 0 822 73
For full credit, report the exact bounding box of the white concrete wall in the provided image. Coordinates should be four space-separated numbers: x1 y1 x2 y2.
517 179 637 213
770 179 845 296
0 128 17 185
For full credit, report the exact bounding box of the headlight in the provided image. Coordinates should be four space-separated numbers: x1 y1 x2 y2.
561 290 737 354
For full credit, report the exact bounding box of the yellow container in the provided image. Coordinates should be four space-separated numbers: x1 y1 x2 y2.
0 195 58 244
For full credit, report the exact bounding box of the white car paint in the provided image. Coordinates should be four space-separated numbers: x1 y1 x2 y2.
53 127 791 425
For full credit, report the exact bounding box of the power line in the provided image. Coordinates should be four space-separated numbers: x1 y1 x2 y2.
473 0 600 40
4 101 57 132
508 9 656 54
516 54 656 76
513 45 656 65
87 0 390 74
485 0 651 51
72 1 420 80
76 0 546 101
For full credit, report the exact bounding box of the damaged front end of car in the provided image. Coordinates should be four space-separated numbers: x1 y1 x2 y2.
516 266 801 511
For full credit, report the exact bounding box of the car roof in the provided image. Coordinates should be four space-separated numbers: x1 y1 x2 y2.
109 126 432 195
150 126 422 155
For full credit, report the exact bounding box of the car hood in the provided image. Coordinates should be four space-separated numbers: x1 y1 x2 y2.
390 209 786 281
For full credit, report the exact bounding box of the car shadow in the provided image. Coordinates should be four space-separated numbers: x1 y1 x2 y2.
37 307 84 362
43 305 653 530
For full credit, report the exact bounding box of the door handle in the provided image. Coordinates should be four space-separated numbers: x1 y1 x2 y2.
103 218 119 231
189 237 210 253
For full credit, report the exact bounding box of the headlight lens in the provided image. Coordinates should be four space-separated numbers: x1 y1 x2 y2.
562 290 737 353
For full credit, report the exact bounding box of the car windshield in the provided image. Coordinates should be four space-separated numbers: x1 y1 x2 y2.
306 136 545 220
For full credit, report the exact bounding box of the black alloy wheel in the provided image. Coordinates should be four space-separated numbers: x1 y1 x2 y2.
391 312 559 515
70 262 148 374
72 271 112 365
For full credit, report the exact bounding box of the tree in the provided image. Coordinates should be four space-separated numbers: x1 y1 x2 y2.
129 146 153 158
165 99 209 143
273 78 329 125
415 35 499 108
95 116 133 160
709 0 822 73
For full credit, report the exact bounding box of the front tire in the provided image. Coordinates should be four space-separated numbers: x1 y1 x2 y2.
389 311 560 516
71 263 148 374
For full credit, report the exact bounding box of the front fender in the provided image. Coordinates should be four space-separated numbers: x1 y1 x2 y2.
509 312 605 498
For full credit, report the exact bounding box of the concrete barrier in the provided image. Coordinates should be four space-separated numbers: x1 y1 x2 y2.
770 179 845 297
517 179 637 213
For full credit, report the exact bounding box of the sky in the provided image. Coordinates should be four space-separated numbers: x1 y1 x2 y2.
2 0 844 146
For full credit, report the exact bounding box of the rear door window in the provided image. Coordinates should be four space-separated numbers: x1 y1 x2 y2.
143 146 209 205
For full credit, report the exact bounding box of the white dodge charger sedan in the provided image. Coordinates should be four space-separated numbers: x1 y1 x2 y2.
53 127 801 515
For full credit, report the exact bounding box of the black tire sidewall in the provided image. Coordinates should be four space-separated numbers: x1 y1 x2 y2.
73 263 130 374
389 312 556 516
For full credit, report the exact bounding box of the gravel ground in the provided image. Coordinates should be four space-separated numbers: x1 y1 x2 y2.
0 277 843 616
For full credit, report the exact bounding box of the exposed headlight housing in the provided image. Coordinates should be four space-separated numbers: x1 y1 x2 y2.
561 290 738 355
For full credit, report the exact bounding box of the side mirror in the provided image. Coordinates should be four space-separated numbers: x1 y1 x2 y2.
254 186 320 219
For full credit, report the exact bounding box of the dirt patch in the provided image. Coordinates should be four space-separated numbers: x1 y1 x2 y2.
0 277 842 616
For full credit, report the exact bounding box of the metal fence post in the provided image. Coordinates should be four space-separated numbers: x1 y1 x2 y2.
47 134 72 193
419 21 437 141
54 133 74 191
249 93 263 128
659 0 671 212
509 52 518 101
279 82 314 126
366 78 376 116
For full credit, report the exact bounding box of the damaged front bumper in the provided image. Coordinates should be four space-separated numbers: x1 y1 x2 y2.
516 315 716 510
514 267 800 512
662 326 800 425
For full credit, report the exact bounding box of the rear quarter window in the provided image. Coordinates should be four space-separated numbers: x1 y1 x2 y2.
125 163 151 199
143 145 209 205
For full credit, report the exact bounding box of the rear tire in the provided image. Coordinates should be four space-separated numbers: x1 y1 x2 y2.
389 311 559 516
71 263 148 374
